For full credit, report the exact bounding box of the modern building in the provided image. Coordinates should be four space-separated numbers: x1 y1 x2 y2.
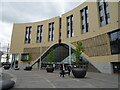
10 0 120 73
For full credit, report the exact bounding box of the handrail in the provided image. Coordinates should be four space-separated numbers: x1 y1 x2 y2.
30 43 88 67
31 43 76 67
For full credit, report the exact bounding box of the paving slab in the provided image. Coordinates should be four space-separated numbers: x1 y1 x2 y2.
3 69 119 89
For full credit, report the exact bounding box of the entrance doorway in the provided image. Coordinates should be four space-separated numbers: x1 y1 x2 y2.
11 54 19 68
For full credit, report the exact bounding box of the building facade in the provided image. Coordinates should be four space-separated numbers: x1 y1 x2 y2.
10 0 120 73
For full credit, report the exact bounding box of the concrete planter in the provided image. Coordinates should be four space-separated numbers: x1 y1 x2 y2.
14 68 20 70
1 80 15 90
1 72 16 90
46 67 54 73
72 68 87 78
4 65 10 70
24 66 32 71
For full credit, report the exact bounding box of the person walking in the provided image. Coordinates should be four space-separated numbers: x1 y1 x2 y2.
67 65 71 76
60 64 65 77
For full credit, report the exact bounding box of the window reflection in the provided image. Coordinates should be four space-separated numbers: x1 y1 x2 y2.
21 53 29 61
109 30 120 54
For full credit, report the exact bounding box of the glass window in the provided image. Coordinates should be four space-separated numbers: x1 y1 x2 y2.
81 16 84 20
110 32 117 41
67 15 73 38
110 44 119 54
37 25 43 43
100 10 104 17
99 5 103 11
82 25 84 29
25 26 32 44
100 16 104 22
109 29 120 54
98 0 110 26
80 6 89 34
118 31 120 39
21 53 29 61
105 1 108 6
106 7 109 14
81 11 84 16
48 22 54 41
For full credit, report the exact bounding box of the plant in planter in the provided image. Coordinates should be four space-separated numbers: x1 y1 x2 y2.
46 49 54 73
24 54 32 71
4 54 11 70
72 41 88 78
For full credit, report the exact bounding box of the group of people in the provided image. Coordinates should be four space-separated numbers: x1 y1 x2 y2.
59 64 71 77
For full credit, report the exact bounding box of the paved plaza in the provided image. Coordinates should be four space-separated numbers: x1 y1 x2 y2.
3 69 120 89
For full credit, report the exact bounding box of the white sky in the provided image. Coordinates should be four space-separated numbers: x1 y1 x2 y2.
0 0 118 46
0 0 86 47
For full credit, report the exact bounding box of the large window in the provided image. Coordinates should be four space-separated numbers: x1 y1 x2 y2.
109 29 120 54
25 26 32 44
37 25 43 43
98 0 110 26
80 7 89 34
21 53 29 61
67 15 73 38
48 22 54 41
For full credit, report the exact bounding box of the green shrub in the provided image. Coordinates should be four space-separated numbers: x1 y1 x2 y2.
73 41 84 64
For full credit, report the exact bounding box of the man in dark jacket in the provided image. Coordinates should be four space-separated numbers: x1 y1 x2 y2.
60 64 65 77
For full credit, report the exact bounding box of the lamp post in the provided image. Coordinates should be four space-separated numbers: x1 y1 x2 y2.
69 28 71 66
6 43 9 63
39 47 42 70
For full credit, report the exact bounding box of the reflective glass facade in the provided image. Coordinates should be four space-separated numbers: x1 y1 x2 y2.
109 29 120 54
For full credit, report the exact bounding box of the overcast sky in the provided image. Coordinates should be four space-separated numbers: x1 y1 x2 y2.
0 0 86 48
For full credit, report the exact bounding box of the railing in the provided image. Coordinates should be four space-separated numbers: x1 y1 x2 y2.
31 43 89 68
31 43 70 67
61 53 89 64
